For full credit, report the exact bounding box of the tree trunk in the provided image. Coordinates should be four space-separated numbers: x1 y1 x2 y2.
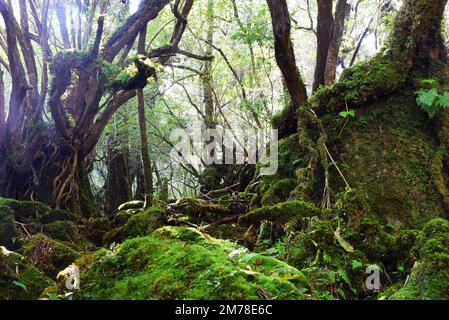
267 0 309 138
313 0 334 92
267 0 308 108
105 130 131 216
137 26 154 209
324 0 348 85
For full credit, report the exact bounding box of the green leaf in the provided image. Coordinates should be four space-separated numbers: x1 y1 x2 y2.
13 281 28 292
334 228 354 253
436 92 449 108
338 269 351 285
417 88 438 107
351 259 363 270
420 79 438 88
339 109 356 119
328 271 336 284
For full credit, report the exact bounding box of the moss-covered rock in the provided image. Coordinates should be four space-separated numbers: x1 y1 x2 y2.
389 218 449 300
21 234 80 278
104 206 164 244
0 246 54 300
0 198 49 226
0 198 82 238
74 226 306 300
0 205 18 250
117 201 144 211
173 198 230 223
42 221 92 251
81 217 111 246
239 200 320 225
335 93 444 228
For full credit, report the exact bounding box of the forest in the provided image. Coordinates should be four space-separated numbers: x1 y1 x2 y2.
1 0 449 301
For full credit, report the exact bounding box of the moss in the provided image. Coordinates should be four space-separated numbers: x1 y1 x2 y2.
81 217 111 246
110 57 156 91
335 188 370 227
175 198 230 223
388 218 449 300
111 209 137 227
74 226 306 300
0 198 49 224
394 229 419 271
39 209 80 224
0 198 82 237
271 106 298 139
261 179 297 206
200 166 220 192
0 247 54 300
205 223 248 243
21 234 80 278
239 200 320 225
354 218 396 262
312 56 407 116
333 92 444 228
249 134 305 209
0 205 18 250
117 201 144 211
42 221 92 251
285 219 371 300
104 206 165 244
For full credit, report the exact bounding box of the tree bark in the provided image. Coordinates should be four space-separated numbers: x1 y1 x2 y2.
267 0 308 138
137 26 154 209
267 0 308 108
325 0 348 85
105 127 132 215
313 0 334 92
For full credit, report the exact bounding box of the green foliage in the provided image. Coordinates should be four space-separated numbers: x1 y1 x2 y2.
1 247 54 300
339 109 356 119
230 7 273 47
416 79 449 119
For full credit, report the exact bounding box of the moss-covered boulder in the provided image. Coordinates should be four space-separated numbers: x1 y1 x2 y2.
0 198 82 240
239 200 320 225
74 226 306 300
0 246 54 300
81 217 112 246
20 234 80 278
42 221 92 251
103 205 165 244
389 218 449 300
171 198 230 223
0 205 18 250
117 201 144 211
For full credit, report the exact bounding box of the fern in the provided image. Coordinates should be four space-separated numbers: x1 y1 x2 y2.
416 80 449 119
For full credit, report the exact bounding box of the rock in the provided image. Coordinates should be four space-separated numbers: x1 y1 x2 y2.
0 205 18 250
21 234 80 278
103 205 164 244
388 218 449 300
0 246 54 300
117 201 144 211
74 226 306 300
